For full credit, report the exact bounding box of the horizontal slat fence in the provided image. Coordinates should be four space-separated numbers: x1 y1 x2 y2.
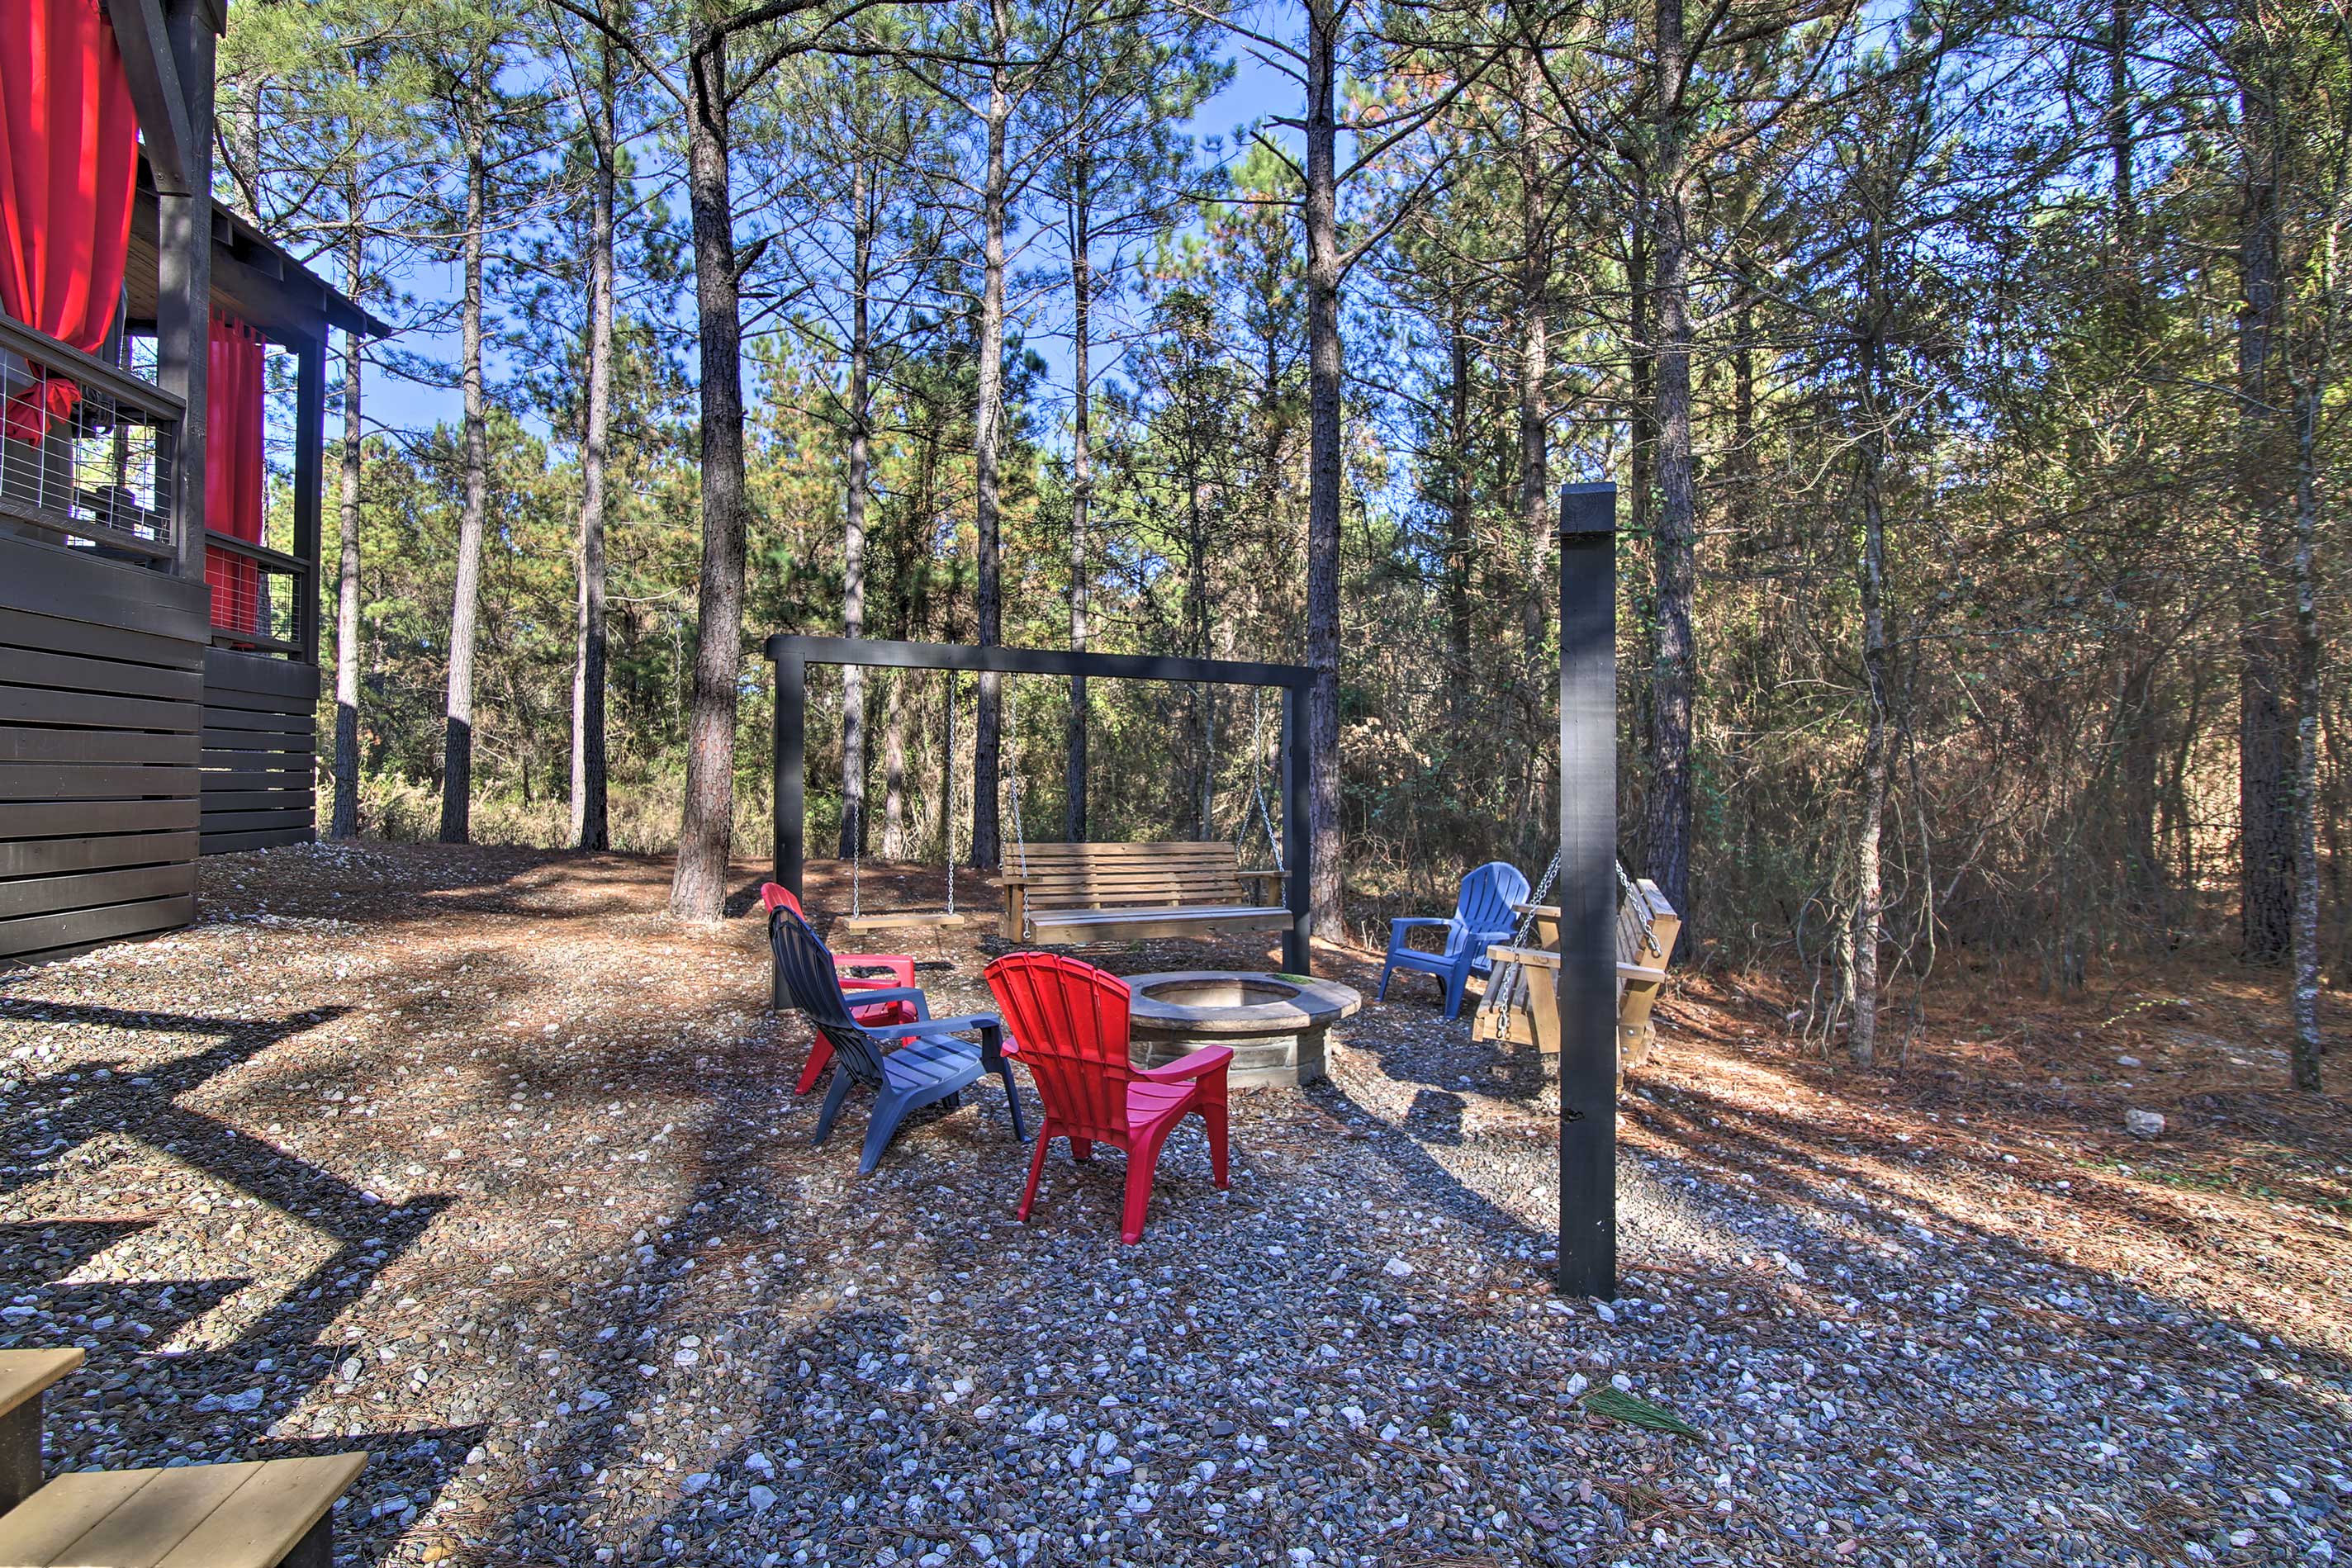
0 538 209 960
199 648 318 854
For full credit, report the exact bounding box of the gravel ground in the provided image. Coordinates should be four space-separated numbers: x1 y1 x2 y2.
1 841 2345 1567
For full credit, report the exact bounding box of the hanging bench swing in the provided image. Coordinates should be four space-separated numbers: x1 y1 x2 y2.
1471 849 1681 1077
996 680 1292 946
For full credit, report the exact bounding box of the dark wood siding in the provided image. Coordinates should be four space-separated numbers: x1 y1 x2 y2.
200 647 318 854
0 537 208 961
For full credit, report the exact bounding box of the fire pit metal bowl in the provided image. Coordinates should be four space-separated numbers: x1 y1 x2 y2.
1122 971 1363 1089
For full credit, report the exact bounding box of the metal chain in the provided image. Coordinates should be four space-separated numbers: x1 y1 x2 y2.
1004 676 1028 875
1513 850 1562 945
1248 687 1281 861
944 672 957 917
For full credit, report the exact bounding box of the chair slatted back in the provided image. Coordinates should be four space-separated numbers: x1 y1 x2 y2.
770 907 889 1085
1449 862 1531 954
1008 841 1254 909
984 952 1136 1144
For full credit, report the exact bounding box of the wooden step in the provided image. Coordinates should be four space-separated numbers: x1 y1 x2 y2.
0 1453 366 1568
0 1349 83 1515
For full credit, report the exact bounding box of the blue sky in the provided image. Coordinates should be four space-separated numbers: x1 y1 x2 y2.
360 41 1302 450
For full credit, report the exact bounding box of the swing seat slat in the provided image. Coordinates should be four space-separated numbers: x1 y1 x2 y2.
837 912 972 934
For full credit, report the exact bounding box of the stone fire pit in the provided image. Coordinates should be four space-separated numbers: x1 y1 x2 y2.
1124 971 1363 1089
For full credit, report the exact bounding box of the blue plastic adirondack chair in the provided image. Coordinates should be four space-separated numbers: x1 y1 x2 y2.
770 905 1026 1174
1377 861 1531 1019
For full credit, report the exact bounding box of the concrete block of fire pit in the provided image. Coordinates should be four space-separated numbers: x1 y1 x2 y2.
1123 972 1363 1089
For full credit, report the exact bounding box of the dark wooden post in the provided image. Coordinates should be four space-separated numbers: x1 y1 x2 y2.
775 651 805 900
1281 677 1311 975
1557 481 1619 1298
292 334 325 662
153 0 217 578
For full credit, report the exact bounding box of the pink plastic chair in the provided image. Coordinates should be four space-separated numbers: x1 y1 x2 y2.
982 952 1231 1244
761 883 917 1094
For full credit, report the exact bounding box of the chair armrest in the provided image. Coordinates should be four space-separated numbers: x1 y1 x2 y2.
1140 1044 1234 1082
1388 916 1452 935
845 986 931 1021
867 1012 1008 1069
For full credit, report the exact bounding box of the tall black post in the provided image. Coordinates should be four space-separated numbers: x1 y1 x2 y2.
1557 481 1619 1298
775 652 805 899
1281 679 1311 975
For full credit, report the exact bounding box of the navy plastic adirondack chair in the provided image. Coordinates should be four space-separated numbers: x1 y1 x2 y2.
770 905 1026 1174
1377 861 1531 1019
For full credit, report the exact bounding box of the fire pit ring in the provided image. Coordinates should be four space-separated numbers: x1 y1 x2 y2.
1123 971 1363 1089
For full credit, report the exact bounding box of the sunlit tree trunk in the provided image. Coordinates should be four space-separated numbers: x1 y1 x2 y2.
329 213 365 841
1302 0 1345 936
1066 177 1093 841
571 38 615 852
440 135 488 843
970 37 1010 869
839 159 875 858
670 17 751 921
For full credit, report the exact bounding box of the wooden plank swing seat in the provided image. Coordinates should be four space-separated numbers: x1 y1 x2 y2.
835 910 970 935
1000 841 1288 947
1471 877 1681 1079
0 1349 367 1568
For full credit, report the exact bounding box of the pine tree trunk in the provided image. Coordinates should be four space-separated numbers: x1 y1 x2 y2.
1515 50 1550 661
839 160 874 859
881 667 907 859
2236 42 2294 964
1302 0 1346 938
1447 306 1472 675
571 41 614 853
1847 264 1893 1068
669 18 750 921
440 137 489 844
2290 380 2324 1091
970 55 1010 869
1643 0 1697 941
1065 183 1092 841
329 216 365 841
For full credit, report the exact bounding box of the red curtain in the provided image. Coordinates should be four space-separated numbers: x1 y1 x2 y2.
0 0 140 442
204 311 265 633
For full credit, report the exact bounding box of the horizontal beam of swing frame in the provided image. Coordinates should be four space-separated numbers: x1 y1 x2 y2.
766 635 1316 976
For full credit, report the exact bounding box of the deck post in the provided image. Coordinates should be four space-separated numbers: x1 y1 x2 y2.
1556 481 1619 1299
292 334 325 661
153 0 218 577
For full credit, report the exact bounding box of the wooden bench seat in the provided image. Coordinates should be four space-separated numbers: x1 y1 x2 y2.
1001 841 1289 946
0 1453 367 1568
1 1349 84 1514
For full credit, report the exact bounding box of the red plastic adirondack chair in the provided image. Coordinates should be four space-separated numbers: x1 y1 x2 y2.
982 952 1231 1244
761 883 918 1093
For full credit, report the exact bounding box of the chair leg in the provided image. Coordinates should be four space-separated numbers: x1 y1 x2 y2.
994 1061 1027 1142
1443 960 1471 1020
813 1064 853 1146
1069 1137 1093 1163
794 1037 833 1097
1203 1102 1230 1189
1377 955 1395 1001
860 1089 914 1176
1017 1126 1052 1224
1120 1126 1176 1244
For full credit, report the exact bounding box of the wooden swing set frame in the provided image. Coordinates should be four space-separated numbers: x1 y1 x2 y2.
765 635 1316 975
